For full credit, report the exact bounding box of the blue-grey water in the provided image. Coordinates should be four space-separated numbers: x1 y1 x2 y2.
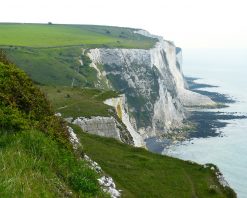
165 49 247 197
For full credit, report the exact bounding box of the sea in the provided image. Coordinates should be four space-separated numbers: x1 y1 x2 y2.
164 49 247 197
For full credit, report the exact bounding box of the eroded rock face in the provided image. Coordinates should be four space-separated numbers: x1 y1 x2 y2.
104 95 144 147
73 116 134 145
87 29 214 143
66 126 121 198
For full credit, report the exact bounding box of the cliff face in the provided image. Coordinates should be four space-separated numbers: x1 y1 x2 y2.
87 30 214 145
104 95 144 147
72 116 134 145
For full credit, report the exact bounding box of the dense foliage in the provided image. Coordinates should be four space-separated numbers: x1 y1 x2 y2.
0 50 106 197
0 130 105 197
0 50 69 147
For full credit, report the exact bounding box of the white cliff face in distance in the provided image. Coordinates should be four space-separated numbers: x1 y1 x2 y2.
136 30 215 107
87 29 215 146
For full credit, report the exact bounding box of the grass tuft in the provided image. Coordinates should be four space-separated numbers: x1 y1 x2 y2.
0 130 107 197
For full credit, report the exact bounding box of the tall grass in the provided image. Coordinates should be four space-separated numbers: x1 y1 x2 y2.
0 130 107 197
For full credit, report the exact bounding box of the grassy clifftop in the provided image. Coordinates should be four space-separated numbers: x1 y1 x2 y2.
0 25 237 197
0 23 156 87
0 23 156 49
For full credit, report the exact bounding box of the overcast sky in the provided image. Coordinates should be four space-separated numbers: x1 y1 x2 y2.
1 0 246 49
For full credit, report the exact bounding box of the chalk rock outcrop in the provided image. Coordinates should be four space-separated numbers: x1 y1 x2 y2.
87 29 214 143
73 116 134 145
104 95 144 147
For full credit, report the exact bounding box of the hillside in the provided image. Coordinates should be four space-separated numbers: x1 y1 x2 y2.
0 24 236 197
0 53 236 197
0 53 108 197
41 85 236 197
74 126 236 198
0 23 157 87
0 23 156 49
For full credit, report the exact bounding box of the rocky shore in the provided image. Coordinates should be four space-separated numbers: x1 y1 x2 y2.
146 77 247 153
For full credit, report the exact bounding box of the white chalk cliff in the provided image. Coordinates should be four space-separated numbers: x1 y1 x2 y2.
86 30 215 146
104 95 144 147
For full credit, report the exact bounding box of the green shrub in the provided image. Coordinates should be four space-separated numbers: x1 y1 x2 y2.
0 50 70 147
0 106 30 130
0 129 104 197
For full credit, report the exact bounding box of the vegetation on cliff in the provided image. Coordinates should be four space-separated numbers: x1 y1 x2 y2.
0 23 237 197
73 125 236 198
0 51 107 197
0 23 156 88
0 50 69 147
41 86 119 118
0 23 156 49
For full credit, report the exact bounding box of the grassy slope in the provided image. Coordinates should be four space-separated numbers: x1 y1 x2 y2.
0 130 107 198
0 23 156 87
0 58 108 197
0 24 236 197
5 47 89 86
73 126 235 198
0 23 157 87
0 23 156 49
41 86 119 118
42 85 235 197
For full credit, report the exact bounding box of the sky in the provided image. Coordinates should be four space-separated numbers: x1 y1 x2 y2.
1 0 247 49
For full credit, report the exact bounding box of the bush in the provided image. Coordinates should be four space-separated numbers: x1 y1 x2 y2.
0 62 52 120
0 50 71 148
0 106 30 130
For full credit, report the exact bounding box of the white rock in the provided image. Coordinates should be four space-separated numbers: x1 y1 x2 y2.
88 29 215 144
73 117 121 140
108 187 121 198
104 95 144 147
84 154 91 161
67 126 80 149
55 112 62 117
64 117 73 123
98 176 121 198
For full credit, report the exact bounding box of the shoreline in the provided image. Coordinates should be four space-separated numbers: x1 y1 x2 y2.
146 77 247 153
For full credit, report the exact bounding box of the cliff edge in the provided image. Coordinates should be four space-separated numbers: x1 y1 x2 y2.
87 30 214 145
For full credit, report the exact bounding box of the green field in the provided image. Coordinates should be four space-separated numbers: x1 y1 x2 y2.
73 125 235 198
0 23 156 87
41 86 119 118
0 23 156 49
